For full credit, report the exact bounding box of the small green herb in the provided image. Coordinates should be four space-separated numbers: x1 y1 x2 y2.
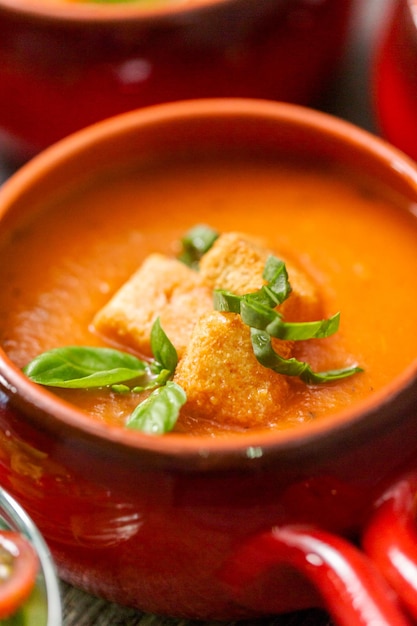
23 346 147 389
260 255 292 305
126 381 186 435
150 317 178 375
178 224 219 269
24 319 186 435
213 290 242 313
265 312 341 341
251 328 363 384
241 298 341 340
111 384 131 394
214 255 362 384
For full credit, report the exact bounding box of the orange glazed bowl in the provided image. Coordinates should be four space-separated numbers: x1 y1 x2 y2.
0 0 354 162
1 99 417 626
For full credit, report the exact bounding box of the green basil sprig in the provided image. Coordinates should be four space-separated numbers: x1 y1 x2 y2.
178 224 219 269
126 381 186 434
214 255 362 384
23 318 186 434
23 346 146 389
251 328 363 385
150 317 178 375
258 255 292 306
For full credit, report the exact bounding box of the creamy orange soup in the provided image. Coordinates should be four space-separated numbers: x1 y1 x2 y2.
1 155 417 435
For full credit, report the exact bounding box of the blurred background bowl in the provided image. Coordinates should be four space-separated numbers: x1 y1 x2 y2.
0 485 62 626
373 0 417 161
0 0 354 162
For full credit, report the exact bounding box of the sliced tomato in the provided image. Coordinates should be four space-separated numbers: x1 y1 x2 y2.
0 531 39 619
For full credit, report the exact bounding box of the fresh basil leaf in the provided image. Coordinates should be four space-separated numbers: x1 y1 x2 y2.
23 346 147 389
262 255 292 304
240 297 278 329
299 364 364 385
213 290 242 313
251 328 308 376
214 256 291 314
178 224 219 268
266 312 341 340
216 284 339 341
150 318 178 374
126 381 186 434
254 285 280 308
250 328 363 385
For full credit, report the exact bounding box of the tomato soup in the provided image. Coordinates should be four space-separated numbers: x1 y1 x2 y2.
1 155 417 435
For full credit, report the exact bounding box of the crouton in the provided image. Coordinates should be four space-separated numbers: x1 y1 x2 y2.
199 232 322 322
93 253 213 358
199 232 268 295
174 311 290 429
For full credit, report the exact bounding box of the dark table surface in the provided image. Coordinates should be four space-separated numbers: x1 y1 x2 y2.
0 0 397 624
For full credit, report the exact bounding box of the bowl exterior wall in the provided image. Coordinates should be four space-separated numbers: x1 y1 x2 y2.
1 386 417 619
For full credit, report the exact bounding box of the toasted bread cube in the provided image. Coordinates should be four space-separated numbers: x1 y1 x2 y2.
199 232 322 322
93 254 213 358
199 232 268 295
174 311 290 429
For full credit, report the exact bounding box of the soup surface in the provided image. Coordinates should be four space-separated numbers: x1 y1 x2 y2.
1 155 417 436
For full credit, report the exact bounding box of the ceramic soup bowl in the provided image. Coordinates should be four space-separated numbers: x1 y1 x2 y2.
0 99 417 626
0 0 354 162
373 0 417 161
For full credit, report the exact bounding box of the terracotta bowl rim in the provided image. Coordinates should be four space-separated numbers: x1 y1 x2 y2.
1 97 417 467
0 0 260 25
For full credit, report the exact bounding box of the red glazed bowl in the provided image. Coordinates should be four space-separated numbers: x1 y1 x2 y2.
1 99 417 626
373 0 417 161
0 0 354 162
